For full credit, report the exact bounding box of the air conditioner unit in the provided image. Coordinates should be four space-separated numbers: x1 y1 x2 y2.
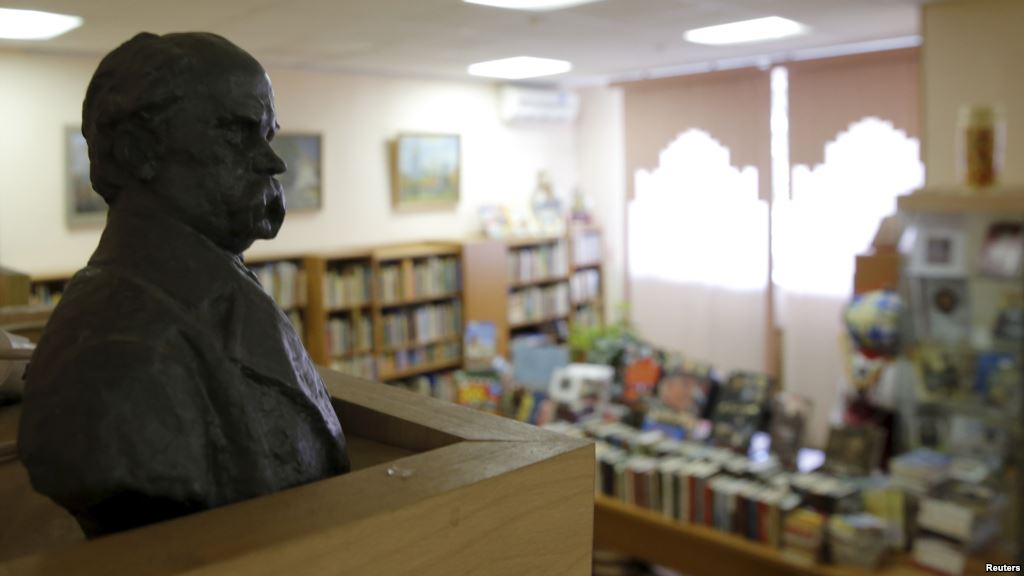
499 85 580 124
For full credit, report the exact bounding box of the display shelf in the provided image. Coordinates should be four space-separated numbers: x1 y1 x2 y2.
595 495 1000 576
326 302 372 313
509 314 569 331
505 233 565 248
381 335 462 354
331 349 374 361
509 275 569 289
898 195 1024 562
897 189 1024 214
376 291 462 308
462 229 604 360
378 358 464 381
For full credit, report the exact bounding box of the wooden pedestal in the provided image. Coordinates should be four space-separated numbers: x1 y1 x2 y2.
0 368 594 575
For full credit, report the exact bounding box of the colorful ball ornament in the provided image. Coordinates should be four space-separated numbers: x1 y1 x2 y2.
845 289 903 357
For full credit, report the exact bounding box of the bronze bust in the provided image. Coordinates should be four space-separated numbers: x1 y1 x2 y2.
18 32 350 537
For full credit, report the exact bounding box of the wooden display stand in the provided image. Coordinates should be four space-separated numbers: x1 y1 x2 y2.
0 368 595 575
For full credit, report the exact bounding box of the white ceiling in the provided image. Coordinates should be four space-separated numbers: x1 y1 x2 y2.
0 0 924 83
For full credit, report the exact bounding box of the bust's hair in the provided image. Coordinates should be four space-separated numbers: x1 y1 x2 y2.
82 32 242 204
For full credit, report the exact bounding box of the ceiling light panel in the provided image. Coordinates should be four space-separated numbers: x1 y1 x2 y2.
468 56 572 79
463 0 603 11
684 16 806 46
0 7 82 40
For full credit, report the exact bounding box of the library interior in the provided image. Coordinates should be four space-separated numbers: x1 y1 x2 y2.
0 0 1022 574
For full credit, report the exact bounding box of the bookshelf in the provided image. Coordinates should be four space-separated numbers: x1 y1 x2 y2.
568 224 605 332
372 243 463 389
896 188 1024 562
595 495 1000 576
305 243 465 389
462 227 605 359
245 255 310 342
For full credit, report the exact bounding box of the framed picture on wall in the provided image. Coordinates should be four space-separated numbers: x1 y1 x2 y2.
390 132 460 210
907 219 967 277
65 125 107 228
270 133 322 212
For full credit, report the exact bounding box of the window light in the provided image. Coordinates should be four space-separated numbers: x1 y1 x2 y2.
0 7 82 40
468 56 572 80
463 0 602 11
684 16 805 46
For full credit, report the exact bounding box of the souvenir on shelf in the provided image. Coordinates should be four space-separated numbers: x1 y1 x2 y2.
974 351 1021 414
769 393 813 471
844 289 903 358
824 424 885 477
710 371 773 453
478 205 511 239
530 171 565 236
464 321 497 371
978 221 1023 279
920 278 971 345
622 353 661 403
913 344 962 401
656 354 719 418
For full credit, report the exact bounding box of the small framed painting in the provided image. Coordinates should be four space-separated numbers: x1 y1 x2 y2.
271 133 322 212
65 126 107 228
390 133 460 210
908 221 968 278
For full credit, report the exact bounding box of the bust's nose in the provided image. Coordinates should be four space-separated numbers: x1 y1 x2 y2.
254 143 286 176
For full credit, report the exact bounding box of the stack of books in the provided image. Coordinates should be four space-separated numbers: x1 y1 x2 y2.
323 264 371 308
828 513 888 569
781 508 826 564
889 448 951 494
912 481 1006 575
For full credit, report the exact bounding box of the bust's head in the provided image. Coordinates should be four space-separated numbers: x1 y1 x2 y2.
83 32 287 254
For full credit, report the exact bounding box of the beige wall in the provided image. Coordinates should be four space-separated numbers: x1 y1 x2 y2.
575 85 626 322
0 51 578 276
923 0 1024 187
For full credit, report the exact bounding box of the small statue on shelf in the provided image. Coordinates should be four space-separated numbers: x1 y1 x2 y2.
18 32 350 537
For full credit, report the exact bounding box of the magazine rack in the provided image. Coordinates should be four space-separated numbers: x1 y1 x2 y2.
0 368 594 575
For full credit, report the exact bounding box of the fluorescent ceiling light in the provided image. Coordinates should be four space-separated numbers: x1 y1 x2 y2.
0 7 82 40
684 16 806 46
468 56 572 79
463 0 602 11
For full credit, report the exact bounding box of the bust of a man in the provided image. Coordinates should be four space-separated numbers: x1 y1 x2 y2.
18 32 350 537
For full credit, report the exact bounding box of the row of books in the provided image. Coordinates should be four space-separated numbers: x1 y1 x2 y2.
507 242 568 283
410 256 460 298
570 269 600 303
326 315 373 357
323 264 371 309
390 370 458 400
508 283 569 325
378 341 462 377
29 282 63 306
377 264 405 304
571 229 602 265
252 260 307 309
912 481 1006 575
381 301 463 348
329 354 376 380
597 444 801 548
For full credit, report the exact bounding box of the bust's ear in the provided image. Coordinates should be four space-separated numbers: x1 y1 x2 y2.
111 124 158 182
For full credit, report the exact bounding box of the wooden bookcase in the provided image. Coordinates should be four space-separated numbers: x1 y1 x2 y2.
462 227 605 359
568 224 605 332
304 242 465 387
244 253 311 345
